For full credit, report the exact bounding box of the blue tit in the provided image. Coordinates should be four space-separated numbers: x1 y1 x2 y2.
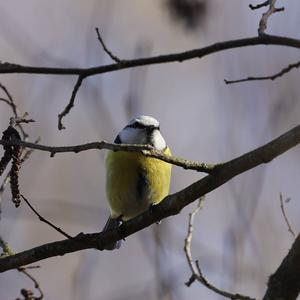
103 115 172 250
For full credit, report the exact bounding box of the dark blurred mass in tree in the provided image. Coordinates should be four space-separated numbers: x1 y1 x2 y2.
165 0 207 30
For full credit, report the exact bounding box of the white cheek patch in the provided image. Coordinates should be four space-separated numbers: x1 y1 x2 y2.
119 127 167 150
152 130 166 151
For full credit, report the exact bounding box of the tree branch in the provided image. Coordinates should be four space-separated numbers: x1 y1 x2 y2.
184 199 254 299
279 193 296 239
0 139 216 173
0 124 300 272
0 34 299 129
95 27 122 63
263 234 300 300
0 35 299 77
224 60 300 84
249 1 270 10
18 266 43 300
58 75 85 130
249 0 284 35
21 194 73 240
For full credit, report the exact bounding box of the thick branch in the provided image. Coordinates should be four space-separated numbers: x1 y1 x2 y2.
263 234 300 300
0 124 300 272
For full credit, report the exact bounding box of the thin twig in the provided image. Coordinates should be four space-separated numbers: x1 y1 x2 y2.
0 84 35 140
58 75 85 130
21 194 73 240
59 27 124 130
95 27 122 63
18 266 44 300
184 197 205 287
224 60 300 84
184 198 255 300
0 138 216 173
279 193 296 239
0 82 17 115
249 1 270 10
0 97 11 106
249 0 285 35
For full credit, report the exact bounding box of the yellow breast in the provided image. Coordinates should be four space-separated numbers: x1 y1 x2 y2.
106 148 172 220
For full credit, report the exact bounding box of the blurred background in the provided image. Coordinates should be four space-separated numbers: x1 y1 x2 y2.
0 0 299 299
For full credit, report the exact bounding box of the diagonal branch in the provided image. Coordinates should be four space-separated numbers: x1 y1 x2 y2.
21 194 73 240
95 27 122 63
0 124 300 272
224 60 300 84
58 75 85 130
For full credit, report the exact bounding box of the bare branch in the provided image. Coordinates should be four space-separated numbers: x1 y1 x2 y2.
225 60 300 84
0 139 216 173
184 198 255 300
263 234 300 300
21 195 73 240
279 193 296 239
13 117 35 125
184 198 205 287
0 83 32 139
0 124 300 271
0 35 299 128
249 0 285 35
249 1 270 10
95 27 122 63
58 75 85 130
0 82 17 116
0 36 299 78
18 266 43 300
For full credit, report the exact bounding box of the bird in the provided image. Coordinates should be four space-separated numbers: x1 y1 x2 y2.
103 115 172 250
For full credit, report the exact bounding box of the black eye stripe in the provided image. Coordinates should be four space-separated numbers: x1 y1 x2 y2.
127 122 159 130
114 135 122 144
127 122 146 129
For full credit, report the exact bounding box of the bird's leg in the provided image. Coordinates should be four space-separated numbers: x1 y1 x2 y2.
116 215 126 241
149 204 162 224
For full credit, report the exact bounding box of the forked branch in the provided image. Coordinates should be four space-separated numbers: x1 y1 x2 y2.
0 124 300 272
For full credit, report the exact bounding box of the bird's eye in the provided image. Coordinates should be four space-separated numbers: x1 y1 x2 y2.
127 122 146 129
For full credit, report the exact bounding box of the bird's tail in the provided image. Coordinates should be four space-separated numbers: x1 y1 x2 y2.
102 217 122 250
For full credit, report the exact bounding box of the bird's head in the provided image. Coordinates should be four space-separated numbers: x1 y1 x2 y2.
115 115 167 150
